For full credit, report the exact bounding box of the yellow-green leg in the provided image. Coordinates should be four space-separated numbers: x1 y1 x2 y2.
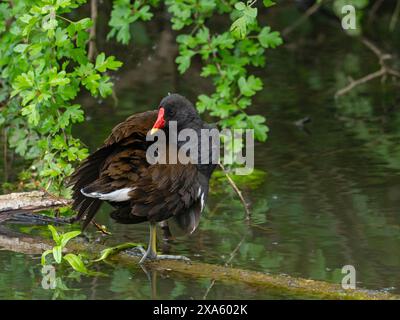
140 223 158 263
139 222 190 264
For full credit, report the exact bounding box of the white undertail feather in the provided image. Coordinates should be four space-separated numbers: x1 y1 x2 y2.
197 186 205 212
81 187 134 202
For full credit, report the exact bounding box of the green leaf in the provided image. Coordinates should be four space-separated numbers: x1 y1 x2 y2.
74 18 93 31
57 0 73 9
196 27 210 44
14 44 29 53
245 6 258 19
235 2 246 11
48 225 61 244
60 230 81 248
12 71 35 94
230 16 247 39
52 245 62 264
175 50 195 74
246 115 268 141
42 16 58 31
196 94 215 113
95 53 123 72
231 3 258 39
59 104 84 128
93 242 143 262
238 75 263 97
98 77 113 98
49 70 70 86
41 249 52 265
263 0 276 8
21 104 40 126
258 27 283 48
20 14 33 24
201 64 218 77
64 253 88 274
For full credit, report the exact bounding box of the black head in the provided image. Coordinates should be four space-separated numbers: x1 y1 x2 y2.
150 94 200 133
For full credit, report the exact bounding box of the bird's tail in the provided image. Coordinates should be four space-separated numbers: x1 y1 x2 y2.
67 146 113 230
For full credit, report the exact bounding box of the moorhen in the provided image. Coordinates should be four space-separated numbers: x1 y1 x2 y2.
69 94 217 263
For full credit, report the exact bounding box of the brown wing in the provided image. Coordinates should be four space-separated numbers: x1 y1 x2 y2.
104 110 157 146
68 110 157 229
82 147 206 233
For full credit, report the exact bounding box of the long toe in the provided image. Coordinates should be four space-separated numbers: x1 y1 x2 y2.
126 246 146 257
156 254 191 262
139 250 158 264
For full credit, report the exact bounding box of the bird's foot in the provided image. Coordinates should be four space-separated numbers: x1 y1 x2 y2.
155 254 190 262
139 252 190 264
126 246 147 257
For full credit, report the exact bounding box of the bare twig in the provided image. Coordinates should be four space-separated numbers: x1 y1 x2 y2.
335 38 400 97
335 69 386 97
88 0 98 61
282 1 322 37
56 15 74 24
218 163 251 220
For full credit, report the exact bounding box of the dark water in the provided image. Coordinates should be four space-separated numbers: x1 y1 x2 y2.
1 7 400 299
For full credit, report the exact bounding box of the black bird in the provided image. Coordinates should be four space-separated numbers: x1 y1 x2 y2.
68 94 217 262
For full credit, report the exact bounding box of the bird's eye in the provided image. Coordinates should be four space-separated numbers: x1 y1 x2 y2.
168 109 176 116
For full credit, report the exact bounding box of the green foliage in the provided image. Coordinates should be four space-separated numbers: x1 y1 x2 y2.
171 0 282 142
108 0 282 143
41 225 101 276
0 0 122 195
108 0 158 44
42 225 81 265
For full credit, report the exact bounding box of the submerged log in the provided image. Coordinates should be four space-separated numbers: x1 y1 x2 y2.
0 227 398 300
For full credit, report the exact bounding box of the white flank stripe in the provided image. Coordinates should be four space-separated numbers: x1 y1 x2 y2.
200 193 205 211
81 187 134 202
